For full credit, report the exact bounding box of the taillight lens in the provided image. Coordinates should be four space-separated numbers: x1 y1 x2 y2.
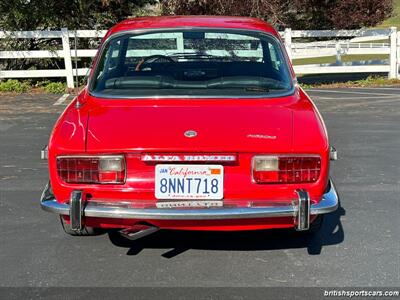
57 156 125 184
252 155 321 183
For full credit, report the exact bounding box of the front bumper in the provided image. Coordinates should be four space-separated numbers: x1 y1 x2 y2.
40 180 339 231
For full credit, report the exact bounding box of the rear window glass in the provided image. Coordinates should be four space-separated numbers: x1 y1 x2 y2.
90 29 293 98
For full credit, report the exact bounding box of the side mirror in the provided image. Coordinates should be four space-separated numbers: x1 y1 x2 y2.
330 146 338 161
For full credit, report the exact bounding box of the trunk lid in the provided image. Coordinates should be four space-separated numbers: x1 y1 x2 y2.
86 104 293 153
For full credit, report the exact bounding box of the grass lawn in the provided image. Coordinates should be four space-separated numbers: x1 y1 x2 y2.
292 54 389 66
377 0 400 29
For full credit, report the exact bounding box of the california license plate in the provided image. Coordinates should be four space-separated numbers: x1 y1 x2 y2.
155 164 224 200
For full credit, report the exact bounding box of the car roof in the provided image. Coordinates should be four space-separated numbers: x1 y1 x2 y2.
104 16 279 39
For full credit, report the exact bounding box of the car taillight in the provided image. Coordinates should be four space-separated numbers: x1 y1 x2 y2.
252 155 321 183
57 156 125 184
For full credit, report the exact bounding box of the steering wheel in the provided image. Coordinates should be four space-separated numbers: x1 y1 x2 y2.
135 55 175 71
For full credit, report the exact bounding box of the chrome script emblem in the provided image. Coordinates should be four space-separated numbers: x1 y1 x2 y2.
184 130 197 138
141 154 237 162
247 134 277 140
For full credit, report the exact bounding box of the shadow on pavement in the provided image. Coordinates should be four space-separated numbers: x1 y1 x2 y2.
108 203 345 258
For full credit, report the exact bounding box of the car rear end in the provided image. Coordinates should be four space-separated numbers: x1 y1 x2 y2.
42 150 337 232
40 19 338 236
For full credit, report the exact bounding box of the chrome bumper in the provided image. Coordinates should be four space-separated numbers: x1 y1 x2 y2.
40 180 339 231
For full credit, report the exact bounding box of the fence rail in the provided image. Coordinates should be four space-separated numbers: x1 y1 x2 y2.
0 27 399 88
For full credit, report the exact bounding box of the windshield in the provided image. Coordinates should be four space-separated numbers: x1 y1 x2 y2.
90 29 293 98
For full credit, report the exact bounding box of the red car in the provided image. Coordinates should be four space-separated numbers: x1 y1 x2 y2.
41 16 338 240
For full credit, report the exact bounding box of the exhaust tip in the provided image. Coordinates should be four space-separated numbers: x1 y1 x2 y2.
119 224 159 241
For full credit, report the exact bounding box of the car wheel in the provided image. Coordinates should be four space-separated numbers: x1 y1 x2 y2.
60 216 104 236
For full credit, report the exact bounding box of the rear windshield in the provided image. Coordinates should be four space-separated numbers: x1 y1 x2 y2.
90 29 294 98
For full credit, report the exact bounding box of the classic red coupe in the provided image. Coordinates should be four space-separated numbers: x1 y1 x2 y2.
41 16 338 240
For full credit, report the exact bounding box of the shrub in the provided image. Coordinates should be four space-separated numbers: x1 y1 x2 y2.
330 0 394 29
35 80 52 87
0 0 157 73
43 82 66 94
0 79 31 93
160 0 393 30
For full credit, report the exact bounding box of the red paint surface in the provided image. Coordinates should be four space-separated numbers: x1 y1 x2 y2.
48 17 330 231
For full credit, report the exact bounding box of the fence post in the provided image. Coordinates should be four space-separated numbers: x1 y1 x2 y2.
284 28 292 62
176 33 184 52
61 28 74 88
335 43 342 65
389 27 397 79
397 32 400 79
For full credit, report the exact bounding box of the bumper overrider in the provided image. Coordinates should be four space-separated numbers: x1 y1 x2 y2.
40 180 339 231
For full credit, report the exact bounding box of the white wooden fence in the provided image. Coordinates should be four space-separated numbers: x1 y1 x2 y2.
0 27 399 88
284 27 399 79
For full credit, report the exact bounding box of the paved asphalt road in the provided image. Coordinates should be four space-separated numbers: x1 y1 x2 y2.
0 88 399 288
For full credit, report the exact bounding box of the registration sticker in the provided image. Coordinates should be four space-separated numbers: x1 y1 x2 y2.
155 164 224 200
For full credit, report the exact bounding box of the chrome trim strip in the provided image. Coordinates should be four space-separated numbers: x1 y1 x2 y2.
40 179 339 220
89 89 296 100
56 155 125 159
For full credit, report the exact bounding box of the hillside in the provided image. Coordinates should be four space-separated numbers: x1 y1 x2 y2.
378 0 400 28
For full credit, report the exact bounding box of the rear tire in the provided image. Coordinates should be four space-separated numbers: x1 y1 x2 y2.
60 216 104 236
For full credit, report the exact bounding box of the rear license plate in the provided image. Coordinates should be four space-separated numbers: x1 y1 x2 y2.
155 164 223 200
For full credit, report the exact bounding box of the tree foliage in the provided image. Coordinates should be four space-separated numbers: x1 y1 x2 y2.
0 0 156 78
330 0 394 29
0 0 394 79
0 0 157 30
160 0 394 30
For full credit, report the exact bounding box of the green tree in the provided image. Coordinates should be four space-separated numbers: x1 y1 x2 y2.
160 0 393 30
0 0 156 79
0 0 157 30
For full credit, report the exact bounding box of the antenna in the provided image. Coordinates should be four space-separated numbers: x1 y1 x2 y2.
74 30 81 108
